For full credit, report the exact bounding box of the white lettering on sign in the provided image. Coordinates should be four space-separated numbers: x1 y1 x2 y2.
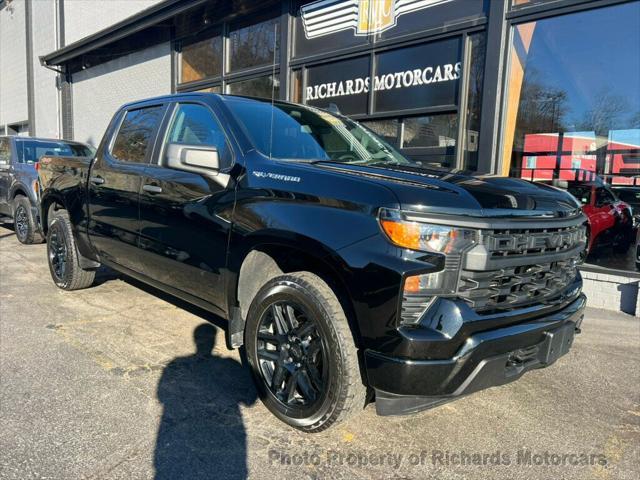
305 62 461 101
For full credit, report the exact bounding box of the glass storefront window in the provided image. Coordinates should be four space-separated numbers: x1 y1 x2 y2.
502 2 640 272
401 114 458 167
403 115 457 148
229 16 280 72
180 35 222 83
227 75 280 100
361 119 399 145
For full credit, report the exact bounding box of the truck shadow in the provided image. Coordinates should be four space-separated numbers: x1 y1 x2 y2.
154 323 257 480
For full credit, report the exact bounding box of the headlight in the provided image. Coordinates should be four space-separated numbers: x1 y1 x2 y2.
379 209 478 325
379 208 476 254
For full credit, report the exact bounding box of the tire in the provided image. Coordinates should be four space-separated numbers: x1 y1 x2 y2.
46 210 95 290
13 195 44 244
245 272 366 432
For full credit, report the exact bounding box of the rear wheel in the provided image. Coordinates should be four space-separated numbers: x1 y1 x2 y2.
46 210 95 290
13 195 43 244
245 272 366 432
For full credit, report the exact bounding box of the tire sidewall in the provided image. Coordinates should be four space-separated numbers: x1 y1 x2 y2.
46 215 72 288
245 279 344 430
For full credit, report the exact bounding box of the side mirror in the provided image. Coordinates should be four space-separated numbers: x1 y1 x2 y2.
165 143 220 174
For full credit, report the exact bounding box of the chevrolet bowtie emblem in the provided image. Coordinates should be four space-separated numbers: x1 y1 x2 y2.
301 0 453 39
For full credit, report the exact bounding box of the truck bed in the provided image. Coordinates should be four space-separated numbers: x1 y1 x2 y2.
38 155 93 194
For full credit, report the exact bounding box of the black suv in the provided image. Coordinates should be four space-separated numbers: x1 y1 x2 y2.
0 136 93 243
38 94 587 432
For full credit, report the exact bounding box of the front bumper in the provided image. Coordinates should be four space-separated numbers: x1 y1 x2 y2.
366 293 586 416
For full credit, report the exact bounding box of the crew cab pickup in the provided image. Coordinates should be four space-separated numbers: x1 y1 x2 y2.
39 94 587 432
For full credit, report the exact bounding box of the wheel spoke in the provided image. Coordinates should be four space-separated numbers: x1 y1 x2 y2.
297 370 316 403
306 363 323 391
284 305 299 330
295 320 316 339
271 304 289 334
284 371 298 403
257 349 279 363
306 338 321 359
257 331 285 346
271 363 287 390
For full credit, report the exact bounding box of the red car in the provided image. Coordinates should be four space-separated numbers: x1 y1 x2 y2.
566 181 633 255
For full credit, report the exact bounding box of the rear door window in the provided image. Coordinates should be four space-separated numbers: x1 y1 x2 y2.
111 106 165 163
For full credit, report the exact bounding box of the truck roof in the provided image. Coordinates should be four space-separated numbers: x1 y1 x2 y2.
0 135 90 146
118 92 301 111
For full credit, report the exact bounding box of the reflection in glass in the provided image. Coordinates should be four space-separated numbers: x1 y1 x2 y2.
195 86 222 93
229 17 279 72
511 0 556 8
502 2 640 271
112 106 164 163
463 33 486 171
361 119 399 145
227 75 280 100
225 96 408 165
401 114 458 167
180 36 223 84
291 69 303 103
403 115 457 148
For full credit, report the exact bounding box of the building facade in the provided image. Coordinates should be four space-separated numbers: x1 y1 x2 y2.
0 0 162 137
3 0 638 182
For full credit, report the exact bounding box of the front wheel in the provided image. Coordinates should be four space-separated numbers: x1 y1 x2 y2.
245 272 366 432
46 210 95 290
13 195 43 244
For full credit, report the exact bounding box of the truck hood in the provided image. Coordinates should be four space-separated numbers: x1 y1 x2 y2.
312 162 582 218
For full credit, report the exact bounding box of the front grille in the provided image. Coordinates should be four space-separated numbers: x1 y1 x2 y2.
483 224 584 258
458 221 585 313
459 259 579 311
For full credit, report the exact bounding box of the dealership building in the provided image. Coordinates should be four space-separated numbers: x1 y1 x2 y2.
1 0 640 310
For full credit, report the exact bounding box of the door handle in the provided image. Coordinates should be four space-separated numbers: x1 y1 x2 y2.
142 184 162 194
90 176 105 185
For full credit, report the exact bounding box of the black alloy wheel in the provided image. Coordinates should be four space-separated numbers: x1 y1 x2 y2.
256 301 328 411
45 211 96 290
48 223 68 282
14 204 29 242
245 272 366 432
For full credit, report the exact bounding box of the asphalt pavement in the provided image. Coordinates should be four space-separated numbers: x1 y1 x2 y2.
0 223 638 480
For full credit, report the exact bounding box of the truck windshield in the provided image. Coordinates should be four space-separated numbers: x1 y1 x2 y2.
15 139 93 164
225 97 410 165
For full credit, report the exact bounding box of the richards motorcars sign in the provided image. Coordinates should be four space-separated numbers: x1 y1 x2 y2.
305 62 461 101
305 36 462 115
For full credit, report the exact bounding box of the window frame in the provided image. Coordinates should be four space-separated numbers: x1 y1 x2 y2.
107 103 168 166
154 100 236 173
177 28 224 86
174 6 283 98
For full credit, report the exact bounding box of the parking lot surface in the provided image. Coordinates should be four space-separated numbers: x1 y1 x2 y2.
0 223 639 480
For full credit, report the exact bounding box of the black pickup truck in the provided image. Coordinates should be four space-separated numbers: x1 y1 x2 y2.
39 93 587 432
